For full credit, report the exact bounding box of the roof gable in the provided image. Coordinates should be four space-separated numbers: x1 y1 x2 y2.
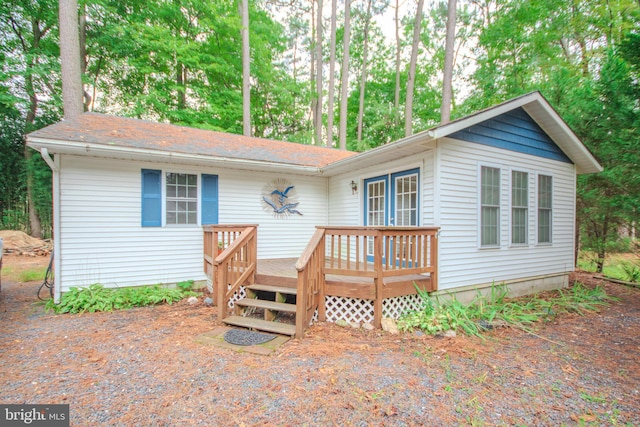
449 107 572 163
325 92 601 176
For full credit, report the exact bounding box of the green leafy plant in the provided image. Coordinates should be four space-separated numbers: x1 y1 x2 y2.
398 283 613 338
620 262 640 283
176 280 194 292
46 283 196 314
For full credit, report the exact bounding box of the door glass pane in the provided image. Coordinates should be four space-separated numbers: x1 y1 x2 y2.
395 174 418 226
367 180 386 226
367 180 386 255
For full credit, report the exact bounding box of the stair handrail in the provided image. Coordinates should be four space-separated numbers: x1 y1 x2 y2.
212 225 258 320
295 227 326 338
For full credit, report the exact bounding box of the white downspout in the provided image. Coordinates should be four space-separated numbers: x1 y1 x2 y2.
41 148 62 303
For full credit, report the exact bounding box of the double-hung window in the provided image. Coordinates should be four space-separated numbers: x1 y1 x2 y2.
480 166 500 247
537 175 552 244
511 170 528 245
166 173 198 225
141 170 218 227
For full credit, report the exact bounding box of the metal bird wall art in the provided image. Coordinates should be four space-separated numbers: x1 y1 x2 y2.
261 179 303 218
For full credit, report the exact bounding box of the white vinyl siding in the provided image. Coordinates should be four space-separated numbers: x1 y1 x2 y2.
437 137 576 291
538 175 553 244
511 170 528 245
56 155 329 292
480 166 500 247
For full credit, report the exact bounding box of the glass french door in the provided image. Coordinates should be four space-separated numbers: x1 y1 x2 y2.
364 168 420 259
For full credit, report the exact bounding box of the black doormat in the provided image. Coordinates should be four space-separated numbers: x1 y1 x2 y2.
223 329 277 346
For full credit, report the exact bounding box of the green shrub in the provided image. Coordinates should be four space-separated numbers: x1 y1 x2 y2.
46 283 196 314
620 262 640 283
398 283 613 338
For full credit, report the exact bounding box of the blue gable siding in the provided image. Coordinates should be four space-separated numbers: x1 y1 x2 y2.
449 108 572 163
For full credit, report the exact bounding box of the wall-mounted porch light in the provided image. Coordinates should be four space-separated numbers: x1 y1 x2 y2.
350 180 358 194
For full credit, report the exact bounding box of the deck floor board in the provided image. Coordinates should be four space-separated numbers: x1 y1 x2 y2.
257 258 432 287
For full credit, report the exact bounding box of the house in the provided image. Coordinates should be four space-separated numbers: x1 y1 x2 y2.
27 92 601 337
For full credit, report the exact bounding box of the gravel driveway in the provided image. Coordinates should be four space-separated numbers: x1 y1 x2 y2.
1 256 639 426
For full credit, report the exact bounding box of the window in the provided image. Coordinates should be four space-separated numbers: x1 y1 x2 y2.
141 170 218 227
480 166 500 246
538 175 552 243
166 173 198 224
511 171 528 245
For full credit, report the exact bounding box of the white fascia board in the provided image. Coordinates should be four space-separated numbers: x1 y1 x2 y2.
429 92 602 175
321 131 433 176
27 137 324 176
428 93 542 139
522 101 603 174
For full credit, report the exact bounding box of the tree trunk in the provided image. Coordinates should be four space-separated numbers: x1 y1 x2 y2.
59 0 84 119
314 0 324 146
441 0 456 124
357 0 373 143
241 0 251 136
326 0 338 148
338 0 351 150
405 0 424 137
24 69 42 238
310 1 317 140
394 0 401 126
176 63 186 110
79 4 92 110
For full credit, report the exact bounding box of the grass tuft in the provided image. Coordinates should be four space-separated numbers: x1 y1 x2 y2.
19 267 48 282
398 282 614 338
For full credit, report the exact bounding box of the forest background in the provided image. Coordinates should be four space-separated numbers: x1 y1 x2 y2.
1 0 638 272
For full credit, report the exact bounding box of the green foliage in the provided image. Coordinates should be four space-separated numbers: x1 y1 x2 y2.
398 283 613 338
46 283 196 314
620 262 640 283
19 267 48 283
176 280 194 291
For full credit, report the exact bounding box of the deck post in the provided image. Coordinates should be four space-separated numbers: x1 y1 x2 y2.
431 232 438 291
216 261 226 319
317 235 326 322
373 230 383 328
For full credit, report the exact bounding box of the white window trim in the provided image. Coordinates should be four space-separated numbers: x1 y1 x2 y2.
509 168 530 247
536 172 554 246
478 163 502 249
162 170 201 227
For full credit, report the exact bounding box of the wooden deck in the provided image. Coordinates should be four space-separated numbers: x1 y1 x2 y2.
257 258 434 300
205 225 439 337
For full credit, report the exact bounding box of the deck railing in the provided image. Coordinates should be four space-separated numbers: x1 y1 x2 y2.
203 225 258 319
296 226 439 336
295 228 326 338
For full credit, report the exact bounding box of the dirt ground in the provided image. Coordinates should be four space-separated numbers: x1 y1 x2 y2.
1 255 639 426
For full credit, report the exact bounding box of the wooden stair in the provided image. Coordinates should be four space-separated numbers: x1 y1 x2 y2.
222 283 297 336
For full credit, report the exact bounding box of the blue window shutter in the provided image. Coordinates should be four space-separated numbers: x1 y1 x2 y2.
201 174 219 225
141 169 162 227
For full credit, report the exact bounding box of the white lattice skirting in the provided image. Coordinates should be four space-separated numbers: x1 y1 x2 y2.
325 296 374 324
205 281 246 308
382 294 424 319
324 294 425 324
227 285 246 308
